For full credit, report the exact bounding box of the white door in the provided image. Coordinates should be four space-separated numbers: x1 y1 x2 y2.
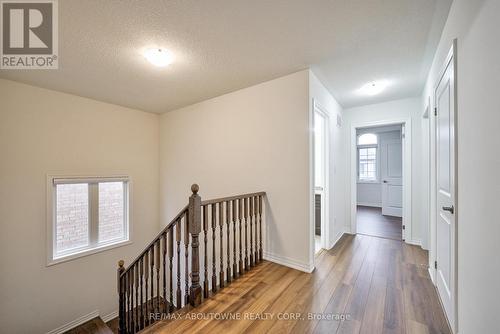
381 137 403 218
435 49 456 331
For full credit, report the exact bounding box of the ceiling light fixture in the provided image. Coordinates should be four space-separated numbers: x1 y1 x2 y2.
358 81 390 96
144 48 173 67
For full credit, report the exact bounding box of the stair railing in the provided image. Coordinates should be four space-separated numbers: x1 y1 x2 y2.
117 184 265 334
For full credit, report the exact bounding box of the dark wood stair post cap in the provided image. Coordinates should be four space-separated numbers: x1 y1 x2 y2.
191 184 199 194
118 260 124 268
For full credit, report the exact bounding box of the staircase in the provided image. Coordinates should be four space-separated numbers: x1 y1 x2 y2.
116 184 266 334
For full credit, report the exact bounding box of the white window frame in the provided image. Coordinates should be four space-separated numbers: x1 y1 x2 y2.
46 175 132 266
357 140 379 183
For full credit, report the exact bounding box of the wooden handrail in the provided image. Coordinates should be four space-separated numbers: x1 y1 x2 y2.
120 205 188 276
117 185 266 334
200 191 266 206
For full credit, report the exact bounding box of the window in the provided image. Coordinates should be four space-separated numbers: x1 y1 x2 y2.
48 176 130 264
358 133 377 145
357 133 378 182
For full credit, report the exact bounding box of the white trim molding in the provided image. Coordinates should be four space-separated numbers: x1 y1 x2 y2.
46 309 117 334
264 231 346 274
101 310 118 323
46 310 99 334
263 251 314 273
405 238 423 247
309 98 332 274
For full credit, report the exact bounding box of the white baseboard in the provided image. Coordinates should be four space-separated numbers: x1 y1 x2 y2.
357 202 382 208
46 310 99 334
46 309 118 334
405 239 422 247
428 267 435 284
326 231 345 250
263 251 314 273
101 310 118 322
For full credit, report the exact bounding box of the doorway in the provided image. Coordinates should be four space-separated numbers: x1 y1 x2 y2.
313 102 329 254
355 125 403 240
350 119 412 241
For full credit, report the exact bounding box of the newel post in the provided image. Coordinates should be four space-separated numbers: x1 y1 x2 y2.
189 184 202 307
117 260 126 334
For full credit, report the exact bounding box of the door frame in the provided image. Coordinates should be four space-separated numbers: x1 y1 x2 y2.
349 118 412 242
431 40 458 333
312 99 330 254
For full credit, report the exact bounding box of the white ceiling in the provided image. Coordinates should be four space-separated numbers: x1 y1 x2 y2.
0 0 452 113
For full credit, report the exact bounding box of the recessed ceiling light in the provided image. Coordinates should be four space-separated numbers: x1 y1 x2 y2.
358 81 390 96
144 48 173 67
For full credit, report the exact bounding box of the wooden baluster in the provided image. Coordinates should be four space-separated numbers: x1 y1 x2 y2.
188 184 202 306
168 230 174 312
238 198 244 275
117 260 125 334
259 195 263 261
135 264 139 333
219 202 224 288
226 200 231 283
243 198 250 271
128 270 132 333
126 270 129 333
250 197 254 267
162 232 167 314
184 212 189 306
244 198 249 270
232 199 237 279
139 259 144 329
130 267 135 333
211 204 217 292
176 220 182 309
254 196 258 264
203 205 209 298
149 246 154 317
156 240 160 313
144 251 149 326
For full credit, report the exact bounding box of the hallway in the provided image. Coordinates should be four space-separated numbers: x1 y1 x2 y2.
143 234 450 334
357 206 403 241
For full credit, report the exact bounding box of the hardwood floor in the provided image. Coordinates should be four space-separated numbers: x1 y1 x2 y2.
142 234 450 334
357 206 403 241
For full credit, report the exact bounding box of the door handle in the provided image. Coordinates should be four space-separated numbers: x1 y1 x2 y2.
383 180 388 183
442 205 454 214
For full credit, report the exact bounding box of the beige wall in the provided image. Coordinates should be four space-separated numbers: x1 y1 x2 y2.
160 70 313 271
0 79 160 334
0 69 343 331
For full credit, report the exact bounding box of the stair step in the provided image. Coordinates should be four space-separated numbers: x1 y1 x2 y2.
105 317 119 334
63 316 113 334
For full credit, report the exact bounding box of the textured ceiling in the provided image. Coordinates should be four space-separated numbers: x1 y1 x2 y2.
0 0 452 113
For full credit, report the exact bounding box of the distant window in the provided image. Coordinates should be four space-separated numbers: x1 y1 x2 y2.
358 147 377 181
48 176 130 264
357 133 378 182
358 133 377 145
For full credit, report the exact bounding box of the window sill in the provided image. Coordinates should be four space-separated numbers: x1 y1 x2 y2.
47 239 132 267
